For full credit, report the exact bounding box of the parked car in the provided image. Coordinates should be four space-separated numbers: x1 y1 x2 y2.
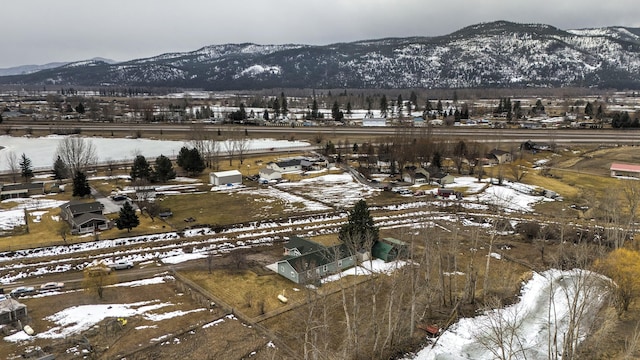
10 286 35 298
110 260 134 270
40 282 64 292
111 194 129 202
158 211 173 219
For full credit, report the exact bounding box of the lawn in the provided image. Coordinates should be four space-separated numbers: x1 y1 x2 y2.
186 269 306 318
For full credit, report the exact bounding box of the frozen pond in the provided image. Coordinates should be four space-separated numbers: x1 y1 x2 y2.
0 135 310 171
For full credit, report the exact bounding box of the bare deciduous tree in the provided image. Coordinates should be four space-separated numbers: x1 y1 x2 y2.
55 137 97 176
5 151 19 183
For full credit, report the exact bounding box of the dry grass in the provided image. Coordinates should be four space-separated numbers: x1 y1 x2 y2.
186 269 306 318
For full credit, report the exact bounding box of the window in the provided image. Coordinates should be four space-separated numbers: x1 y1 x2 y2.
323 265 328 272
338 260 342 267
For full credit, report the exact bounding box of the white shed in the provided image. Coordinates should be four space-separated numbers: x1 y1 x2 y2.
210 170 243 186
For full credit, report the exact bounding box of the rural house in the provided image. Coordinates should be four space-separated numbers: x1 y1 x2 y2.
266 158 304 173
277 237 356 284
210 170 243 186
59 201 110 234
258 168 282 182
487 149 513 164
0 182 45 200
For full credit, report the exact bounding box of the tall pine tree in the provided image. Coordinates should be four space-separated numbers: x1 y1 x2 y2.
130 155 152 181
339 199 379 251
115 201 139 232
19 153 33 182
72 171 91 197
53 155 69 180
153 155 176 183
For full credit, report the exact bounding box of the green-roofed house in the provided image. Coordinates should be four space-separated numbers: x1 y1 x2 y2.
277 237 356 284
372 237 409 262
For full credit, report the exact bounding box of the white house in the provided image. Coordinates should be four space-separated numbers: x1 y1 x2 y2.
210 170 243 186
266 159 303 173
259 168 282 181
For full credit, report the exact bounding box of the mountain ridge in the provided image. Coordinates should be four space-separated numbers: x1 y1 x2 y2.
3 21 640 89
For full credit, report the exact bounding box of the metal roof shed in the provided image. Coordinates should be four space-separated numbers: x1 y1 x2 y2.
210 170 243 186
372 237 409 262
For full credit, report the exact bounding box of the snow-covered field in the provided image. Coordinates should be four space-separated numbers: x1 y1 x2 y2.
276 173 381 208
406 269 610 360
0 135 310 171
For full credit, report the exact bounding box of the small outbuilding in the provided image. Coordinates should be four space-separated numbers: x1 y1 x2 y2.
210 170 243 186
610 163 640 178
372 237 409 262
0 298 27 325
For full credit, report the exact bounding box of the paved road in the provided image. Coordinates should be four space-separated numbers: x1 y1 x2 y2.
7 121 640 144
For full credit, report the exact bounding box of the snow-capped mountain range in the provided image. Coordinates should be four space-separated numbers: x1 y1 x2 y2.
3 21 640 89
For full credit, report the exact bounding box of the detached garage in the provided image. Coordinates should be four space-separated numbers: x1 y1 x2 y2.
210 170 243 186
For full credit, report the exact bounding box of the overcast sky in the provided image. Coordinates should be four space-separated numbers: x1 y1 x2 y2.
1 0 639 68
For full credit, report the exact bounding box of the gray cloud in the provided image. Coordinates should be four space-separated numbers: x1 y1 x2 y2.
1 0 639 68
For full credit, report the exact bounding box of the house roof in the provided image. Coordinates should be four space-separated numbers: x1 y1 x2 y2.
275 159 303 168
611 163 640 173
372 241 394 261
284 236 326 255
0 298 26 313
381 237 408 247
489 149 510 156
259 168 280 175
211 170 242 177
60 201 104 216
1 182 44 192
72 213 108 227
285 244 351 272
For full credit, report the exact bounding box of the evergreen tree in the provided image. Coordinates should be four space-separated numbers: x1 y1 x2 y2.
53 155 68 180
115 201 140 232
75 102 85 114
280 92 288 116
380 95 388 117
331 101 344 121
397 94 403 117
311 99 319 119
410 91 418 111
130 155 152 181
339 199 379 251
72 171 91 197
432 152 442 169
176 146 205 176
19 153 33 182
273 97 281 118
585 102 594 118
152 155 176 183
436 99 443 114
263 109 269 121
346 101 352 115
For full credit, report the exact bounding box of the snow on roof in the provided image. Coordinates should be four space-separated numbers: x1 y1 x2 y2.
210 170 242 177
610 162 640 173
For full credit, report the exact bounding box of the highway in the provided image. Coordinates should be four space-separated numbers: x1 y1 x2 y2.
9 121 640 144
